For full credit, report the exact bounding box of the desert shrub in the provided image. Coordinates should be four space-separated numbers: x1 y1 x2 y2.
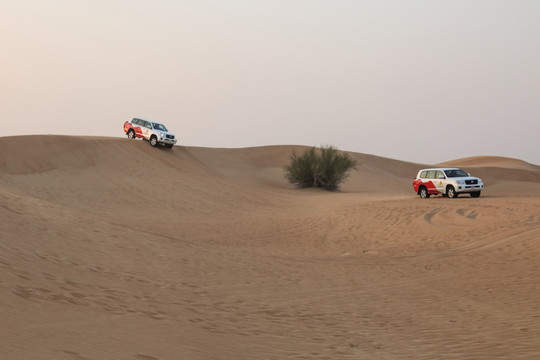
284 145 358 191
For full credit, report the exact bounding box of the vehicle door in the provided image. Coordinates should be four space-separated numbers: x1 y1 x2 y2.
131 119 144 137
141 120 152 140
423 170 438 194
434 170 446 194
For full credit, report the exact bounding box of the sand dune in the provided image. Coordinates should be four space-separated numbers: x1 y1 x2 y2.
1 135 540 359
439 155 540 171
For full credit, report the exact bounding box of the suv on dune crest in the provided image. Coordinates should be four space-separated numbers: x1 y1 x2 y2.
123 118 177 149
413 168 484 198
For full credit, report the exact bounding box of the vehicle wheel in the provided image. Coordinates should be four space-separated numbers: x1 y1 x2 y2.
149 136 158 147
470 191 481 198
419 187 430 199
127 129 135 139
447 186 457 198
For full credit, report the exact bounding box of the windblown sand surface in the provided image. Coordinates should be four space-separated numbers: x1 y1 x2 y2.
1 135 540 360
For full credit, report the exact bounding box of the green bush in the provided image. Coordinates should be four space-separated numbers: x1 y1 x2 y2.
284 145 358 191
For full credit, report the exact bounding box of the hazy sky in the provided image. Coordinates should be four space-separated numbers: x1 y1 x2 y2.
2 1 539 164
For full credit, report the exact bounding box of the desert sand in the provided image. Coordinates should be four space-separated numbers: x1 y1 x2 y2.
1 135 540 360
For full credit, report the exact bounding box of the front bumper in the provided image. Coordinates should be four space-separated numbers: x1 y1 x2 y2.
159 138 177 145
157 134 177 145
456 184 483 193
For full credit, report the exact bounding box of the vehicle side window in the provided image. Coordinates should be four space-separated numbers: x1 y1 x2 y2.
435 170 444 179
426 170 436 179
146 121 152 129
133 119 141 125
420 171 428 178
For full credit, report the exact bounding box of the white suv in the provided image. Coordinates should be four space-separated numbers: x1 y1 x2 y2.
413 168 484 198
123 118 177 149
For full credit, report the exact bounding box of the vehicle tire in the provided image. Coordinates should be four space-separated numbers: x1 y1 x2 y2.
127 129 135 139
470 191 481 198
419 187 430 199
447 185 457 198
149 136 158 147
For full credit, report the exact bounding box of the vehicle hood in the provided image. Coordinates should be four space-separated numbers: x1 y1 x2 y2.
155 130 175 136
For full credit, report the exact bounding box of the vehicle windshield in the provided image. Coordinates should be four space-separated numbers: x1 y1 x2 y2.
152 123 168 131
444 169 469 178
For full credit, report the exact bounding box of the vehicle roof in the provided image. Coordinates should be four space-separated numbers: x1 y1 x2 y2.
418 168 463 171
132 118 165 126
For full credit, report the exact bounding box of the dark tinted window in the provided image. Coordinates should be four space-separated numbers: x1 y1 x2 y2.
152 123 168 131
445 169 468 178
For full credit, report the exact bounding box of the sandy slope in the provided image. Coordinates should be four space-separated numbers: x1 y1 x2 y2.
439 156 540 172
1 135 540 360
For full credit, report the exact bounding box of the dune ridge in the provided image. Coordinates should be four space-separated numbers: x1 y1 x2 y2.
1 135 540 359
439 155 540 171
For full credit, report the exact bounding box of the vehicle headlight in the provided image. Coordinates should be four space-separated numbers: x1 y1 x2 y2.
457 180 465 185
